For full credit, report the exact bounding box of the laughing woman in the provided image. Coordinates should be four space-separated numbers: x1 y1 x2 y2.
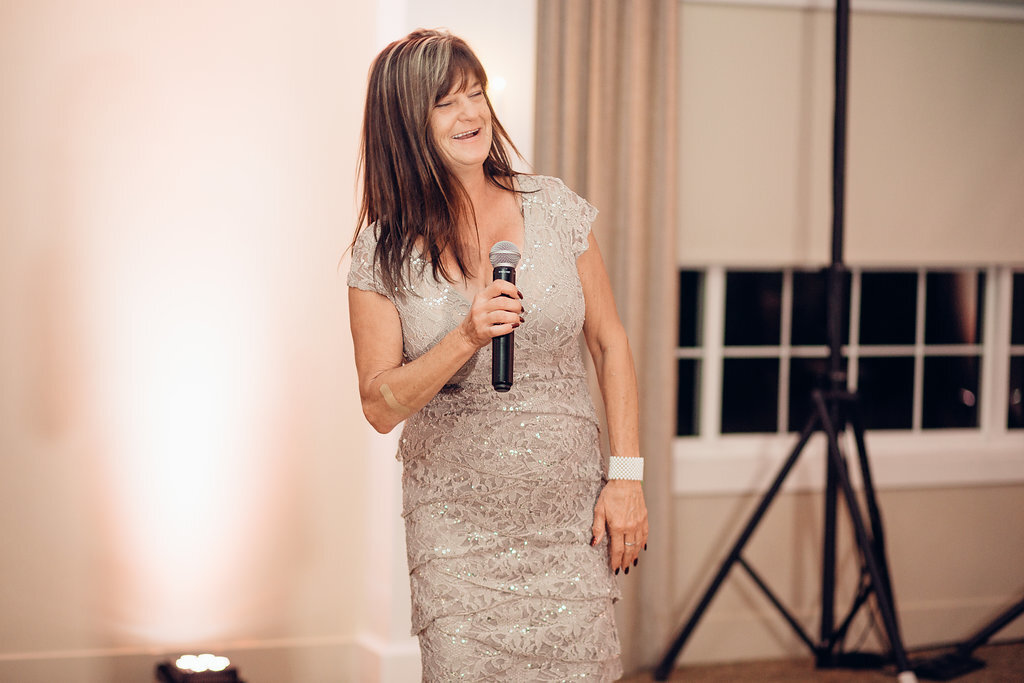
347 29 648 682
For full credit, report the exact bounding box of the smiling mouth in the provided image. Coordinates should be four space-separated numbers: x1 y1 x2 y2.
452 129 481 140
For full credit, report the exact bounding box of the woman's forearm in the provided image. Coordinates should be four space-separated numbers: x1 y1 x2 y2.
592 332 641 461
361 326 479 433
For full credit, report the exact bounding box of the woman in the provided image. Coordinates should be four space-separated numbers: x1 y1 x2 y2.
348 29 648 681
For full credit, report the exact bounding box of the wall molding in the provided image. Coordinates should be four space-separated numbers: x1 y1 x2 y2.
683 0 1024 22
0 636 360 683
674 432 1024 495
0 633 422 683
353 633 422 683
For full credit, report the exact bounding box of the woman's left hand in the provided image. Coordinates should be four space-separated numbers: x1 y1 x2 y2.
592 479 649 574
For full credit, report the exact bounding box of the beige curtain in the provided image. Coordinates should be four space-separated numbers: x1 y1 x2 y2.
534 0 679 673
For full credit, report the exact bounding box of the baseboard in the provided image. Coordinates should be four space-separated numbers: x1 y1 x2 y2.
0 636 362 683
352 633 422 682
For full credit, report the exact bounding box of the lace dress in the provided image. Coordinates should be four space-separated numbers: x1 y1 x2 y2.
347 175 622 681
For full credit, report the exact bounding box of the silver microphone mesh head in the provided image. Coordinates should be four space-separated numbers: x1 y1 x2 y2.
489 241 521 267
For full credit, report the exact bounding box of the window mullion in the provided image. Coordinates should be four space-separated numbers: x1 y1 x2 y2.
984 267 1012 434
849 268 861 391
701 266 726 439
778 270 793 434
913 268 926 432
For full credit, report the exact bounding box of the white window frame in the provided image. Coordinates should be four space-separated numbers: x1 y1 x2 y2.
674 266 1024 495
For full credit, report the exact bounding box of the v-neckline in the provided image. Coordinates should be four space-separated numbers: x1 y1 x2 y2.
428 179 530 308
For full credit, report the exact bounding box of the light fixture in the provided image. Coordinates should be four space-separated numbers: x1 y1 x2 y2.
155 654 243 682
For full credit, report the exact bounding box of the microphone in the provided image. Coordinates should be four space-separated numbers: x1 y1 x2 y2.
489 241 521 392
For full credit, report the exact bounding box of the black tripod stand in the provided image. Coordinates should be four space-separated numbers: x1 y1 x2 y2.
655 1 917 680
653 385 917 681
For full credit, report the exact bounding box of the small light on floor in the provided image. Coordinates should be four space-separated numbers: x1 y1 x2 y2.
155 653 243 682
177 654 230 672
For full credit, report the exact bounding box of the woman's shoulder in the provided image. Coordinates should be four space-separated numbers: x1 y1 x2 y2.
520 173 595 213
518 174 593 206
518 173 569 194
347 223 388 295
352 222 381 252
518 175 596 258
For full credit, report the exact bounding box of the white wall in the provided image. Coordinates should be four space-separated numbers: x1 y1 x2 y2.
0 1 376 681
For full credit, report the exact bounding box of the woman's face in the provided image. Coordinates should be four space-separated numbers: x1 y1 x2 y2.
429 78 492 177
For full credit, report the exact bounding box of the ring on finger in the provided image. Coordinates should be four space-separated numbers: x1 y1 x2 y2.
624 541 636 546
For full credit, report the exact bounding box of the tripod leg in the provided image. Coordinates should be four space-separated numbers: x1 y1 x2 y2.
653 410 822 680
820 391 839 663
960 594 1024 654
847 396 900 628
815 394 918 682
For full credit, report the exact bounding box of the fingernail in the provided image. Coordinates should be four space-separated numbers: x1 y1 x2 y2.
615 568 620 575
512 322 520 328
590 536 595 546
624 567 629 575
644 544 647 551
633 558 638 567
517 289 523 299
519 316 525 323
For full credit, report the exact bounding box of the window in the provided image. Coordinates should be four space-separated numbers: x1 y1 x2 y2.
1011 272 1024 430
674 267 1024 494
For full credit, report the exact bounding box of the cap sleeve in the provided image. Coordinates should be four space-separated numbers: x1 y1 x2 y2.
346 225 391 299
553 177 598 260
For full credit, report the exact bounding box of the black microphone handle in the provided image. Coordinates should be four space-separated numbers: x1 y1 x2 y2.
491 265 516 392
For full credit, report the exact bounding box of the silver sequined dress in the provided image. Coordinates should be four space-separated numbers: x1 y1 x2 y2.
347 175 622 681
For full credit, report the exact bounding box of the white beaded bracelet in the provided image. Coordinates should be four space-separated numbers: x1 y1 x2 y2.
607 456 644 481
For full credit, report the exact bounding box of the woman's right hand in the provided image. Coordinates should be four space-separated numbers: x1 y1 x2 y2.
458 279 525 349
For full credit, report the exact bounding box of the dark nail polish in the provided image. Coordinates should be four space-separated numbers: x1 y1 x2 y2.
590 536 595 546
633 558 638 567
644 543 647 551
615 568 620 575
624 567 629 575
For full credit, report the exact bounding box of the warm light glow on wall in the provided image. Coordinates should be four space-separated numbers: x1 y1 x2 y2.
64 14 297 643
2 1 372 671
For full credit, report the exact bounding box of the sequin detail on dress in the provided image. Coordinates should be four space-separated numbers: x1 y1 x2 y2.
348 175 622 682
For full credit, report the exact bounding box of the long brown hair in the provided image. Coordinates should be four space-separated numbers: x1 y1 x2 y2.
352 29 522 295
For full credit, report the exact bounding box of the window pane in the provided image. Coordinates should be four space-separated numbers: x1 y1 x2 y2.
678 271 703 348
722 358 778 433
925 271 985 345
858 357 915 430
725 271 782 346
676 359 700 436
791 269 850 347
1010 356 1023 430
1012 273 1024 346
860 272 917 345
923 355 980 429
788 357 831 432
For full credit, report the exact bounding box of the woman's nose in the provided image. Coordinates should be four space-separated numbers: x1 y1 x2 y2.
455 96 476 119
